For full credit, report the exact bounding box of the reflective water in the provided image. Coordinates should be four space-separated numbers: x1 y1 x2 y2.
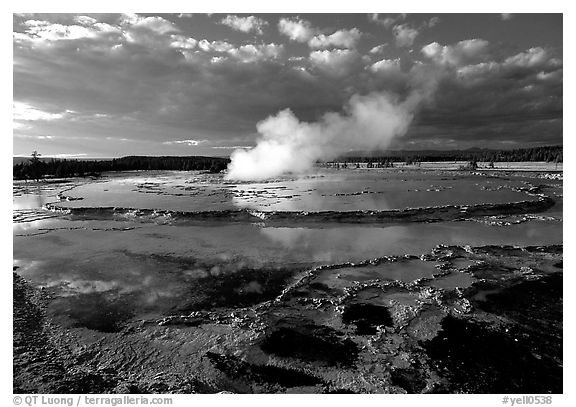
12 169 562 332
311 260 441 293
54 170 538 212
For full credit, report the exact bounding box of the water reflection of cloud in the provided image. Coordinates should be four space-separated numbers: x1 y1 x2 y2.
260 225 412 262
235 280 263 295
64 279 120 295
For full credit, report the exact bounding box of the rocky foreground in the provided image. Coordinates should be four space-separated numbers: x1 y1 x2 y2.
14 243 562 394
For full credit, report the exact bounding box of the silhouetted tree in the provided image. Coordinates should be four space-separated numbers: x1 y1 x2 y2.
29 151 42 181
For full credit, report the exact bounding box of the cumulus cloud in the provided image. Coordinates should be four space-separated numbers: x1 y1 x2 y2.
15 19 116 43
220 15 268 34
369 58 402 74
13 13 563 157
120 14 180 46
74 15 98 26
227 43 284 63
503 47 555 69
279 19 362 50
369 44 388 54
169 34 197 49
198 39 235 52
421 39 491 66
309 49 362 77
455 62 500 83
120 14 179 35
455 46 562 86
12 14 180 49
308 28 362 49
393 24 419 47
278 17 317 42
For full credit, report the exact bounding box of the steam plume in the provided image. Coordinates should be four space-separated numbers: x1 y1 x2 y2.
226 82 432 181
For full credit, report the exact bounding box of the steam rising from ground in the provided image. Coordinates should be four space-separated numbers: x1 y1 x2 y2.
226 79 433 181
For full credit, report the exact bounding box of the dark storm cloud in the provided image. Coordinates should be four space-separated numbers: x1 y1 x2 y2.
13 13 562 157
405 41 563 148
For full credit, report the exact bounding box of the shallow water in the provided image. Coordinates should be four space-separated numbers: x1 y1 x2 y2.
311 260 441 293
54 169 538 212
13 169 562 332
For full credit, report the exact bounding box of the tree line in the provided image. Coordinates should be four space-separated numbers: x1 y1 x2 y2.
340 145 562 165
13 145 562 181
13 154 230 181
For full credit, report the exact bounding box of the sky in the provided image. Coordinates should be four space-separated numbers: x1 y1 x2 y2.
12 12 563 158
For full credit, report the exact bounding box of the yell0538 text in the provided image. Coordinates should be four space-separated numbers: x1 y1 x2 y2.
502 396 553 405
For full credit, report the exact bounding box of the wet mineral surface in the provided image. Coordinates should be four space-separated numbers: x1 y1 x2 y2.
13 168 562 393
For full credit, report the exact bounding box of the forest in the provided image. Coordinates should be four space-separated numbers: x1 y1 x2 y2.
13 154 230 180
341 145 563 164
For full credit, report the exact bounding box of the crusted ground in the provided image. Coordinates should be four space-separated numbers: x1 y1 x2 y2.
14 243 562 394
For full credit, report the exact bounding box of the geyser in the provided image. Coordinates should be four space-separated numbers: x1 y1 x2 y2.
225 88 428 181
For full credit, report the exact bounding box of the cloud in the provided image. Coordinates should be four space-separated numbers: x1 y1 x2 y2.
13 14 180 51
278 17 317 42
120 14 179 35
503 47 555 69
74 15 98 26
369 58 402 74
13 102 65 121
421 39 491 66
211 145 252 150
198 39 235 52
48 153 89 158
227 43 284 63
369 13 406 29
369 44 388 54
427 17 441 28
536 70 563 82
121 14 180 46
308 28 362 49
279 19 361 50
162 139 208 146
16 19 116 43
169 34 197 49
13 14 563 157
393 24 419 47
309 49 362 77
413 39 562 149
454 47 562 87
220 15 268 34
14 134 55 140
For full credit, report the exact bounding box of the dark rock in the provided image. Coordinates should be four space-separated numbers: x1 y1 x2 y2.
206 352 325 391
423 315 562 393
390 367 428 394
260 323 358 366
342 303 394 335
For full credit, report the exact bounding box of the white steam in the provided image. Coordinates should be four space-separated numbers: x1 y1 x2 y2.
226 87 429 181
